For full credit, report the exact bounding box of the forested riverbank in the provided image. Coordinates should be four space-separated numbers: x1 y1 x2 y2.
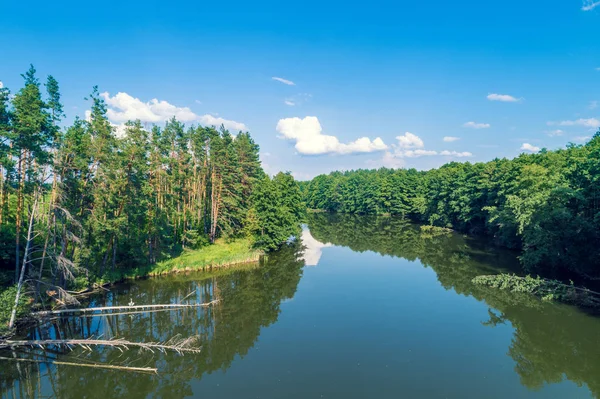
303 134 600 280
0 66 303 333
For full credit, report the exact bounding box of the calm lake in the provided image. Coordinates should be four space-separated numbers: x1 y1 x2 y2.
2 214 600 398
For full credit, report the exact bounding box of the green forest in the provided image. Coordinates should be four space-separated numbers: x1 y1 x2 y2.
0 66 303 298
303 134 600 280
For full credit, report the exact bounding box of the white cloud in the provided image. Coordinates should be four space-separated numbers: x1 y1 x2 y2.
276 116 388 155
284 99 295 106
198 114 247 131
463 121 491 129
102 92 197 123
553 118 600 129
402 149 438 157
521 143 540 152
98 91 247 131
547 129 564 137
369 132 473 167
376 151 406 168
395 132 424 148
574 136 591 143
291 171 315 181
272 77 295 86
589 101 598 110
582 1 600 11
0 81 3 89
443 136 460 142
195 100 202 105
487 93 520 102
440 150 473 157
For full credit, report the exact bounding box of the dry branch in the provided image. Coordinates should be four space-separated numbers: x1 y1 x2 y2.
0 334 202 354
0 356 157 374
32 299 219 317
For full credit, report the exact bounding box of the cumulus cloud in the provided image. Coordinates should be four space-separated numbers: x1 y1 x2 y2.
440 150 473 157
521 143 540 152
443 136 460 142
487 93 520 102
276 116 388 155
574 136 591 143
551 118 600 129
582 0 600 10
284 99 295 106
198 114 247 131
102 92 197 123
369 132 473 167
98 91 247 131
378 151 406 168
402 149 438 157
463 121 491 129
547 129 564 137
395 132 424 149
272 77 295 86
392 133 473 158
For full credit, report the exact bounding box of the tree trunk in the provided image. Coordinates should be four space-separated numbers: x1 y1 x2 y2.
9 190 39 329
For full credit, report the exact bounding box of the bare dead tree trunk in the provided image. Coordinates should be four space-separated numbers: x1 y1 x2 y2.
9 189 40 329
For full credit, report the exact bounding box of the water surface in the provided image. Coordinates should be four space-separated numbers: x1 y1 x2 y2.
2 214 600 398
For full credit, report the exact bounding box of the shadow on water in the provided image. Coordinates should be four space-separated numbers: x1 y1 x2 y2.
0 242 305 399
306 213 600 397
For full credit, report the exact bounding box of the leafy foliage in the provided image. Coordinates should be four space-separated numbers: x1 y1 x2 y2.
472 274 600 307
0 286 31 335
304 136 600 279
0 66 303 295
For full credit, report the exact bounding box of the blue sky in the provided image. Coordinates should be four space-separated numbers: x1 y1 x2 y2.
1 0 599 179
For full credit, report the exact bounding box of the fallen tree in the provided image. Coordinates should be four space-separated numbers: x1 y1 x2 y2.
32 299 219 317
0 334 202 355
0 356 158 373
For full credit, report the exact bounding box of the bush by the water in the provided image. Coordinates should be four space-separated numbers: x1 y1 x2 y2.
472 274 600 307
0 286 32 336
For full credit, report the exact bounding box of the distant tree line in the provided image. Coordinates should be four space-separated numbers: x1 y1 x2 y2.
303 135 600 279
0 65 303 288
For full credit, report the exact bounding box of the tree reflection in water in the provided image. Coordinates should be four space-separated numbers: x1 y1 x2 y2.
306 213 600 397
0 242 305 399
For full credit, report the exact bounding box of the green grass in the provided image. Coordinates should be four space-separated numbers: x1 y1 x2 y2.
149 238 263 276
95 238 264 285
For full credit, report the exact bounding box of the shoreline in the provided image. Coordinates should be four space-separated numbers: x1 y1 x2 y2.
1 239 264 336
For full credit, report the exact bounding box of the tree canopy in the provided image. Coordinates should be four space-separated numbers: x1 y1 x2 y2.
0 66 304 289
304 137 600 279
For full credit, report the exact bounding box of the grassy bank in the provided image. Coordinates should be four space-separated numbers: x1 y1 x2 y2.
97 238 264 284
1 238 263 335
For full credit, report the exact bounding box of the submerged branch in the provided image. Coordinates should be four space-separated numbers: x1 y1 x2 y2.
32 299 219 317
0 356 158 374
0 334 203 354
472 274 600 308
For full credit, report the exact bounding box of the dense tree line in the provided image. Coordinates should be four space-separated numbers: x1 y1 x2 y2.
304 136 600 279
0 65 303 290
